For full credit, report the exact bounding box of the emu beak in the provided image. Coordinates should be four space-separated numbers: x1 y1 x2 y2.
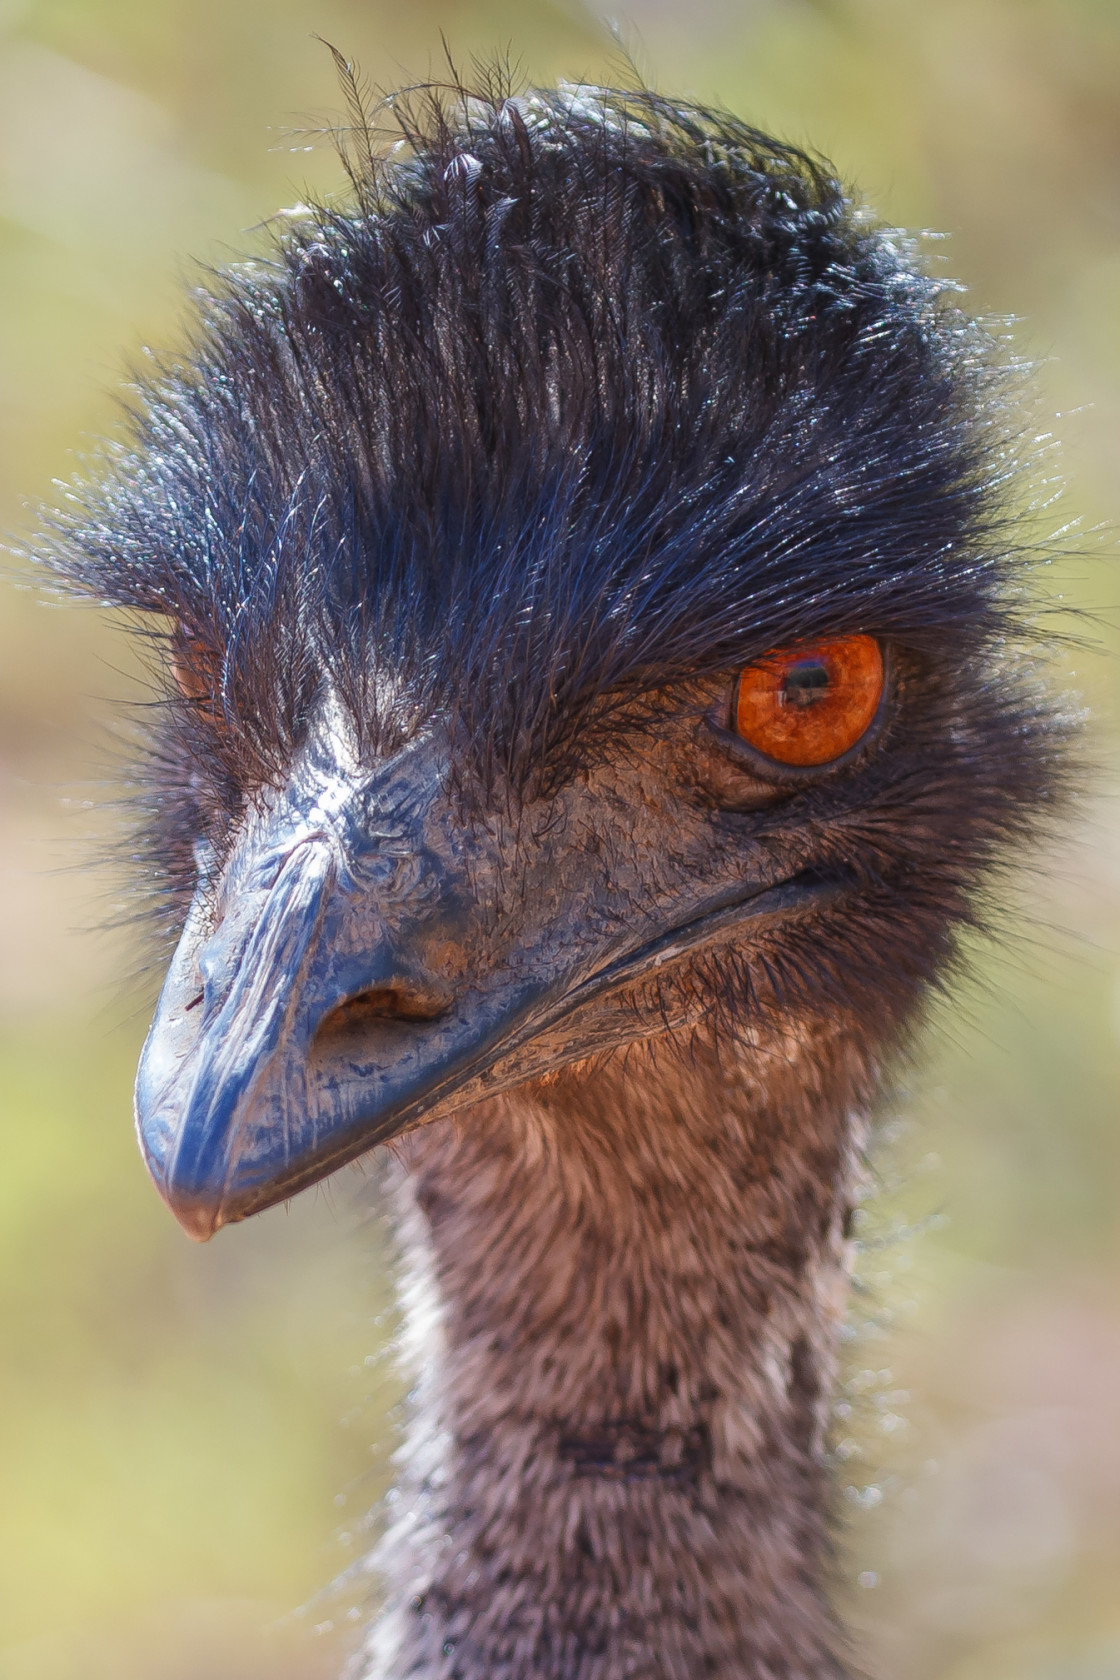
135 731 551 1240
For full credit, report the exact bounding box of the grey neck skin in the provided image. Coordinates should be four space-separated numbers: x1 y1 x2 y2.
359 1025 869 1680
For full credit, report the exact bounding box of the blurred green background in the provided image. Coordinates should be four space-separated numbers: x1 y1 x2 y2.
0 2 1117 1677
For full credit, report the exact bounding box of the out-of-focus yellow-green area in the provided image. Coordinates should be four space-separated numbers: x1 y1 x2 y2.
0 2 1117 1677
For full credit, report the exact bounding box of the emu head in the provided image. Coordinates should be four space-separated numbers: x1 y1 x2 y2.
52 88 1061 1239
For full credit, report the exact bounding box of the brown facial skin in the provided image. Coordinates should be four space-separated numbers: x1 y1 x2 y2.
137 635 1031 1246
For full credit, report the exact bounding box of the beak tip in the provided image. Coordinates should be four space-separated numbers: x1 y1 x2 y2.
136 1098 230 1242
139 1137 226 1242
167 1193 226 1243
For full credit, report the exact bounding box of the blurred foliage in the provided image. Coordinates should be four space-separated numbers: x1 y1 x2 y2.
0 2 1118 1678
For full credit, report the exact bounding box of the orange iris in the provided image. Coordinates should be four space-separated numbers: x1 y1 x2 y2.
734 635 884 767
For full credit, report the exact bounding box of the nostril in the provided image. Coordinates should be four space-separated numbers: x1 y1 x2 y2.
314 981 452 1044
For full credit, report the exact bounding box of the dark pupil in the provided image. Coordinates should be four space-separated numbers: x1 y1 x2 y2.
782 659 830 708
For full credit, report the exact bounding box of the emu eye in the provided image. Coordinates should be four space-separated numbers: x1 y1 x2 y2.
733 635 884 768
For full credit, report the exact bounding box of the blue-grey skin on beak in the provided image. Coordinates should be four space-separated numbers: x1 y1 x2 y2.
136 715 543 1240
137 707 843 1241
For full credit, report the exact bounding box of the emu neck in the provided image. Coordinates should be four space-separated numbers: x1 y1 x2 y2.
364 1032 866 1680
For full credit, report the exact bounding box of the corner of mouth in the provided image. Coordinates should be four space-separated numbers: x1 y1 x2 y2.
782 864 856 897
577 863 855 1004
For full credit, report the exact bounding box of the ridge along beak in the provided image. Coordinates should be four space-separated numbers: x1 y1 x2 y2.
136 723 847 1243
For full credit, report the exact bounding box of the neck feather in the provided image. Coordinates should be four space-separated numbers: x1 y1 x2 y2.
359 1027 870 1680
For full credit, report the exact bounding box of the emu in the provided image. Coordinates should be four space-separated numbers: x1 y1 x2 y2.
49 82 1065 1680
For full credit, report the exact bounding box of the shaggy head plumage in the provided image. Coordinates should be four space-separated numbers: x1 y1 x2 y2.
51 81 1059 915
